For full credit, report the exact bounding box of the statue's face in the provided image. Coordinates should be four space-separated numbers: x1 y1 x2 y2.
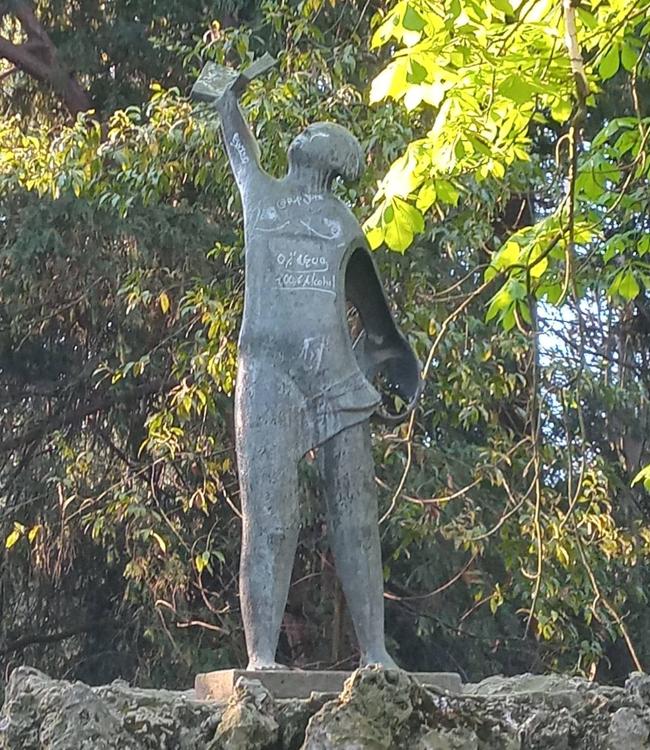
288 123 363 183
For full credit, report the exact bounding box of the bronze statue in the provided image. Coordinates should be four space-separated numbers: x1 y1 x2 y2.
192 56 422 670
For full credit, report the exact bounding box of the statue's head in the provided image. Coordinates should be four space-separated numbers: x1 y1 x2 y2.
287 122 364 187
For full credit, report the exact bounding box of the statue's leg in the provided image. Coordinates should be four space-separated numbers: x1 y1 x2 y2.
317 421 398 668
236 399 301 670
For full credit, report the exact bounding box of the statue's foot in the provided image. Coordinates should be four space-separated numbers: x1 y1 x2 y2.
246 659 288 671
360 651 400 670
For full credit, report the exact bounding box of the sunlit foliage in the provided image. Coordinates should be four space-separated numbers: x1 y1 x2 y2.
368 0 650 677
1 0 649 688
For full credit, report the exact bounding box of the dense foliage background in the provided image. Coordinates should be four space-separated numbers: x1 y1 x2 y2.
1 0 649 690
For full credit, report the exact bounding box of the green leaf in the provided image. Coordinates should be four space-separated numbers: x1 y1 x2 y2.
403 5 426 31
619 270 640 301
632 465 650 491
420 81 447 107
610 268 640 301
365 225 384 250
493 240 520 270
416 183 437 212
383 154 422 198
550 97 573 124
543 283 564 305
529 255 548 278
577 7 597 28
435 179 459 206
407 59 428 84
490 160 505 179
598 45 620 81
486 284 512 321
404 86 423 110
6 529 21 549
621 43 639 72
502 305 516 331
556 543 570 567
369 59 408 103
28 525 41 543
517 299 532 324
603 237 625 264
508 279 526 300
152 532 167 553
384 219 412 253
383 198 424 253
490 0 514 15
498 75 538 105
614 130 638 157
159 291 170 314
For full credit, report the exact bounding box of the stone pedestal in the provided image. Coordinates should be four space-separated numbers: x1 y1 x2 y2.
195 669 462 701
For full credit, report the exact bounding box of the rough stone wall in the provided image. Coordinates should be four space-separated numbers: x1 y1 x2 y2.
2 665 650 749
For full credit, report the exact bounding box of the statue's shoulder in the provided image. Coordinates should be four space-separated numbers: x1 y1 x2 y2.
241 169 277 201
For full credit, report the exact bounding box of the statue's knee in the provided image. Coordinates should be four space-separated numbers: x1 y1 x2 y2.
243 518 299 547
266 522 300 546
331 520 377 544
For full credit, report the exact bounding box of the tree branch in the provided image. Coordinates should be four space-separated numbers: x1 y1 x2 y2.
0 64 17 81
0 34 50 80
11 0 48 39
0 0 91 116
1 620 106 656
0 379 177 454
562 0 589 115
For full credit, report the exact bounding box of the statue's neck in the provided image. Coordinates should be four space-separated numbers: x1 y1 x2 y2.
286 165 332 192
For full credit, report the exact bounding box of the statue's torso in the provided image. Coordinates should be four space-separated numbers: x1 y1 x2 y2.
236 177 380 452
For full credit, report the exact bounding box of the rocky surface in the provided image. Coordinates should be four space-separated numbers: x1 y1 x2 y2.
2 665 650 749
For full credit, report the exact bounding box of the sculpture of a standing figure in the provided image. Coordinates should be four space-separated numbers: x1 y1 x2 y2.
192 57 422 670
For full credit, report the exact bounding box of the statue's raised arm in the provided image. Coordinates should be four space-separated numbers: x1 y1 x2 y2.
191 55 276 195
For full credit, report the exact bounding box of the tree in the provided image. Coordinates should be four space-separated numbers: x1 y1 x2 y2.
368 0 650 678
1 0 418 686
2 0 650 689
